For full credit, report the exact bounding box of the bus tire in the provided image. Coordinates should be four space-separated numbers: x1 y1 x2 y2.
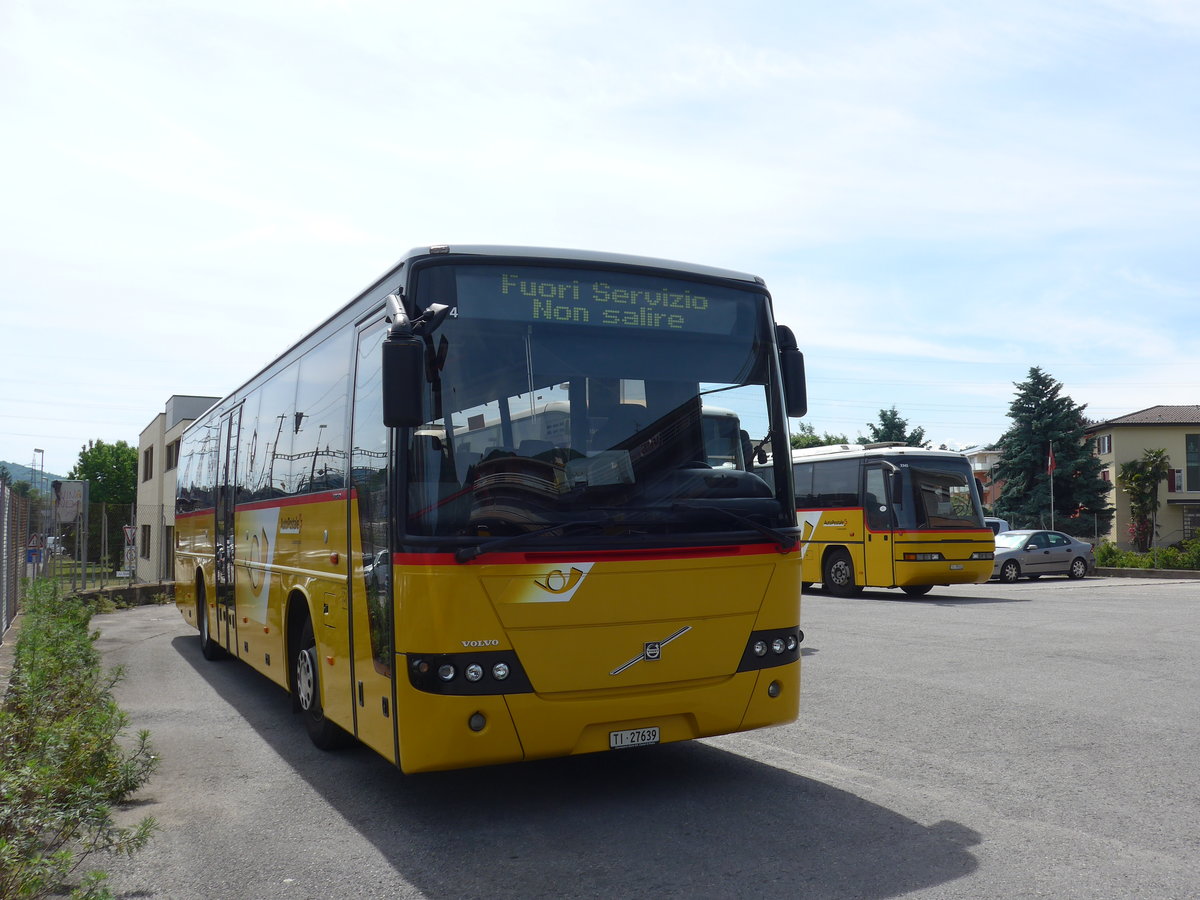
293 615 351 751
197 578 224 661
1068 557 1088 579
823 549 861 597
999 560 1021 583
900 585 932 598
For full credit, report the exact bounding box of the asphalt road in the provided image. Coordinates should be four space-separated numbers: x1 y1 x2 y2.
95 576 1200 899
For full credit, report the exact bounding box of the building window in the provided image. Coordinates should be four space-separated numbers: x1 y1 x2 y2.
142 446 154 482
1101 468 1110 483
140 524 151 559
1169 469 1185 493
1187 434 1199 492
1096 434 1112 455
165 439 181 472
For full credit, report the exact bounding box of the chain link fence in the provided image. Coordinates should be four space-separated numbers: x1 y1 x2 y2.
2 483 31 636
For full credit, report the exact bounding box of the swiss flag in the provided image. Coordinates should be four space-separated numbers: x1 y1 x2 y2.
1047 445 1056 475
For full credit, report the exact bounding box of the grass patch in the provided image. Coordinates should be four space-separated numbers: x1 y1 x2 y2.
0 580 158 899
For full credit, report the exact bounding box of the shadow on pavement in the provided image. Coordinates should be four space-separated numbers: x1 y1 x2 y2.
169 634 981 899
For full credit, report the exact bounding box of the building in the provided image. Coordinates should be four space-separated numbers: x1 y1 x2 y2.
963 446 1003 507
1085 405 1200 549
136 395 218 583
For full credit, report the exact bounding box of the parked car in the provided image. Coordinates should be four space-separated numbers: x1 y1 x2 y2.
992 530 1095 582
984 517 1010 535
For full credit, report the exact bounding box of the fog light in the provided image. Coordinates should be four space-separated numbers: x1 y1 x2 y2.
437 664 456 682
771 638 786 654
786 635 798 652
753 640 768 657
468 712 486 732
465 663 483 682
767 680 782 698
492 662 510 681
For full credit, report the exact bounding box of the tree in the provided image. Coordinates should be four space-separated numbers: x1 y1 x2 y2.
992 367 1113 537
1116 449 1171 551
68 439 138 506
791 422 850 449
858 406 929 447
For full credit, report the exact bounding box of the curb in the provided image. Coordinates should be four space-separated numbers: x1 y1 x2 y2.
1096 567 1200 580
0 611 21 700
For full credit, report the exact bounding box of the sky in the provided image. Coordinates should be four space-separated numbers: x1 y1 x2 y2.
2 0 1198 478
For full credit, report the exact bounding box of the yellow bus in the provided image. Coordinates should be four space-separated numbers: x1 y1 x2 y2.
782 443 994 598
174 245 808 773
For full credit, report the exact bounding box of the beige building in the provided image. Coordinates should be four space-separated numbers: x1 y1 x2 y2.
1085 405 1200 550
964 446 1003 507
136 395 218 583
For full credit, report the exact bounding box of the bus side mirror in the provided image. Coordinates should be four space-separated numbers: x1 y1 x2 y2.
381 336 426 428
776 325 808 418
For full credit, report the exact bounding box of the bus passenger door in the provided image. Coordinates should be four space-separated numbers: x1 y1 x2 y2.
347 321 398 764
863 463 895 587
214 406 242 655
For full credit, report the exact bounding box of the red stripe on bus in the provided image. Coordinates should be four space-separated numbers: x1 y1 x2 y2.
393 542 795 566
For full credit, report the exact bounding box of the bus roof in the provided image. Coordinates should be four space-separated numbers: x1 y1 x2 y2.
787 443 971 463
400 245 766 286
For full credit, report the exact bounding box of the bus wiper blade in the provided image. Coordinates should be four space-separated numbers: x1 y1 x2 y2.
455 519 608 564
671 502 797 554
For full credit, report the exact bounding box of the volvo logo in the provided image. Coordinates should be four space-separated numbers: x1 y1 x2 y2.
610 626 691 676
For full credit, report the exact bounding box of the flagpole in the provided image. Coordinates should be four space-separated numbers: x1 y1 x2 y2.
1048 441 1055 531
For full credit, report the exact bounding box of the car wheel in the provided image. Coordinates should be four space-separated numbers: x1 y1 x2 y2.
1068 557 1088 580
823 549 862 597
999 560 1021 583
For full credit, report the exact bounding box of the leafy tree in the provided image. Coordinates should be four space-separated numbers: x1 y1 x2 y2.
791 422 850 449
1116 449 1171 551
992 367 1112 537
858 406 929 448
68 439 138 506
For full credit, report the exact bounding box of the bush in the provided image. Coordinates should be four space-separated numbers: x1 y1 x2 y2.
0 581 158 899
1094 538 1200 570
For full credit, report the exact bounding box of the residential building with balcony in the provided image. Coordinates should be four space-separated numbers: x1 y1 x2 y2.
1084 405 1200 550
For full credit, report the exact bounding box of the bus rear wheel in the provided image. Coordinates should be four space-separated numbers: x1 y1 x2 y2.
823 550 861 598
900 585 932 598
197 579 224 661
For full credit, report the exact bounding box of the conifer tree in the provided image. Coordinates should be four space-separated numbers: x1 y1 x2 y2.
992 367 1113 537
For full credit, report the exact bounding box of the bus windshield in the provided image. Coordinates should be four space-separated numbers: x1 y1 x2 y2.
892 456 985 530
404 261 788 542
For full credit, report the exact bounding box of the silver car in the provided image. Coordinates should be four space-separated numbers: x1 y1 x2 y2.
992 530 1095 583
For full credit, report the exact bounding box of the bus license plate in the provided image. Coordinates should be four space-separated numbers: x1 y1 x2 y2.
610 727 660 749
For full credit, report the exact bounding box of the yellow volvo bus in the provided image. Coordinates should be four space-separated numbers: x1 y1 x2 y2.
782 443 994 598
175 245 808 773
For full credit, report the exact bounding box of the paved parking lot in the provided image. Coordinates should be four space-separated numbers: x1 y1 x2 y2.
94 576 1199 898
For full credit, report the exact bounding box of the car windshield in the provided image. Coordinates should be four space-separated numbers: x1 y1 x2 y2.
401 261 792 544
994 533 1026 549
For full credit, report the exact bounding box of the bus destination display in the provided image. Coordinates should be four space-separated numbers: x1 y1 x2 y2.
454 266 744 335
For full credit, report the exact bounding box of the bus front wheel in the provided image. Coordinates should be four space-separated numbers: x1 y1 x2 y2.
823 550 861 597
293 617 351 751
900 584 932 598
